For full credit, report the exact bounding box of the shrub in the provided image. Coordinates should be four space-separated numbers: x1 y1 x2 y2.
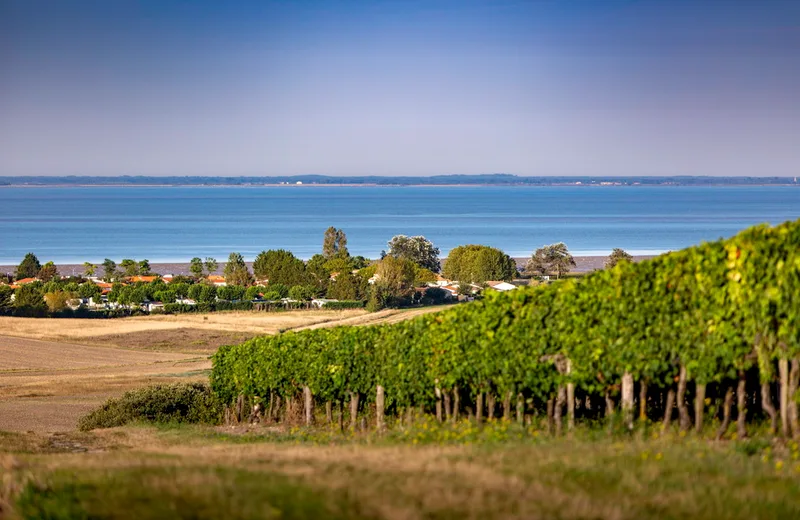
78 383 223 431
321 300 365 310
215 301 254 312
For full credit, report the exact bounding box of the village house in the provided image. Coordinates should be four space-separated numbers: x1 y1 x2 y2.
207 275 227 287
485 280 517 292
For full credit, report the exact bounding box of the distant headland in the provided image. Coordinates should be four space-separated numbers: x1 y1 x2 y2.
0 174 797 187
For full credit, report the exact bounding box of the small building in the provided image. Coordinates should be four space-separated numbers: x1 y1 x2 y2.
485 281 517 292
207 275 227 287
126 275 159 283
311 298 339 308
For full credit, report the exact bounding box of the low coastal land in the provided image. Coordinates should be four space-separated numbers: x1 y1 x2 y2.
0 255 656 278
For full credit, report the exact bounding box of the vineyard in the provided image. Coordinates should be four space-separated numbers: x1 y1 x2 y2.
211 219 800 438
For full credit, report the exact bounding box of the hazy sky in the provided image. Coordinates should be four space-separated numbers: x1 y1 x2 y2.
1 0 798 177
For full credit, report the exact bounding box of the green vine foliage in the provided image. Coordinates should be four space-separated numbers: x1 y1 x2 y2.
211 219 800 419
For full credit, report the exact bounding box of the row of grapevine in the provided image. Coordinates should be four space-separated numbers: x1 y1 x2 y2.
211 219 800 437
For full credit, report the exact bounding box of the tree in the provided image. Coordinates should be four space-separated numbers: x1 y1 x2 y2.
442 245 516 284
102 259 118 282
223 252 253 286
154 290 177 304
525 243 576 279
548 243 576 279
323 227 348 259
253 250 308 286
44 291 73 312
204 257 218 275
16 253 41 280
217 285 246 301
83 262 97 277
414 267 438 285
245 286 266 300
327 272 364 300
387 235 441 272
189 257 205 279
120 259 139 277
288 285 316 301
375 256 416 296
606 248 633 269
138 259 152 275
78 283 102 301
14 283 45 310
37 262 59 282
0 285 13 313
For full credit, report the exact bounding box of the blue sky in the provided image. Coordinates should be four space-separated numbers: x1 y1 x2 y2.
1 0 798 176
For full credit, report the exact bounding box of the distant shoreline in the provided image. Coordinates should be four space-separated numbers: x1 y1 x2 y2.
1 174 797 188
1 183 798 189
0 255 658 277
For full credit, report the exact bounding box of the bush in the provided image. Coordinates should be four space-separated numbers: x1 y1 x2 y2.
215 301 254 311
321 300 365 310
78 383 223 431
163 303 193 314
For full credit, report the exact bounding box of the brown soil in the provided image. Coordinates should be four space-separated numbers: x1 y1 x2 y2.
81 328 254 354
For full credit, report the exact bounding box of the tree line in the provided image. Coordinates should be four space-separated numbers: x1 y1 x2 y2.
3 226 637 316
211 218 800 439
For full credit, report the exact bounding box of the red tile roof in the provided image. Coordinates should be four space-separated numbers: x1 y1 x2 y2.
14 277 38 285
127 276 158 283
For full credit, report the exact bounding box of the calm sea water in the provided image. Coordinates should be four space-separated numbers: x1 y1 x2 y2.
0 185 798 264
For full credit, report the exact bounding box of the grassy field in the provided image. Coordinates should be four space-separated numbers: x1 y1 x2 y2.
2 423 800 519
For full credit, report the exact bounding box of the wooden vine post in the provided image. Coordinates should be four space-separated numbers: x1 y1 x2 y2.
376 385 386 432
621 372 634 431
694 382 706 434
779 358 790 437
566 359 575 432
303 385 314 426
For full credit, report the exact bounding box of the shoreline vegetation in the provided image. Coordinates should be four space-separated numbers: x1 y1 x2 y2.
1 174 799 187
0 255 656 277
4 232 595 318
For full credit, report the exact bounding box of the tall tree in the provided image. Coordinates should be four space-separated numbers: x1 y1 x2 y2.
327 272 366 300
15 253 41 280
120 259 139 277
322 227 349 259
37 262 59 282
223 252 254 286
0 285 13 313
443 245 516 284
525 243 576 279
138 259 152 275
546 243 576 279
204 257 218 275
101 259 118 282
386 235 441 272
606 248 633 269
374 256 416 296
189 257 204 278
253 250 308 286
83 262 97 277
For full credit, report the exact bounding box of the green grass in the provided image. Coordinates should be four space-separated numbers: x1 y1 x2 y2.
4 422 800 520
13 466 374 520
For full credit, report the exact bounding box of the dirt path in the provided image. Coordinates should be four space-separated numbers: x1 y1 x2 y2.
0 335 209 433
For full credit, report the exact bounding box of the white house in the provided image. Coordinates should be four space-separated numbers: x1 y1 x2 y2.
486 281 517 292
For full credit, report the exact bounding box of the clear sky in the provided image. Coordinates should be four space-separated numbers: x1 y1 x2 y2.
1 0 798 177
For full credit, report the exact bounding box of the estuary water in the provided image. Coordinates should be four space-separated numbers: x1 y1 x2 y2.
0 185 798 264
